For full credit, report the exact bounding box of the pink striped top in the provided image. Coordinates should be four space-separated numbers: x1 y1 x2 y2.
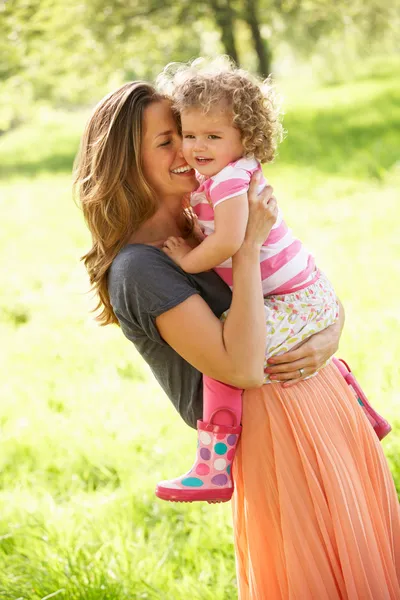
191 157 317 295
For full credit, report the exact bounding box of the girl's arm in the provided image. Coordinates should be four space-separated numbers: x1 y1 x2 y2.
156 176 277 388
163 193 250 273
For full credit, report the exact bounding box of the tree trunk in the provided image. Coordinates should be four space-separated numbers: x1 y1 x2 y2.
244 0 271 76
209 0 240 65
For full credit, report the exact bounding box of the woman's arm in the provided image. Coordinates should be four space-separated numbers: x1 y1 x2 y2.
264 299 345 387
156 174 278 389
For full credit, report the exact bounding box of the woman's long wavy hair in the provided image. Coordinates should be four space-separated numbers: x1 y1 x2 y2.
73 82 165 326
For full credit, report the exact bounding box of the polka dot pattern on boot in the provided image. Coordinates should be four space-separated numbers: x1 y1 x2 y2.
199 432 211 445
214 458 227 471
196 463 210 476
227 448 235 461
159 481 180 489
227 434 237 446
211 474 228 486
200 448 211 460
181 477 204 487
214 442 227 455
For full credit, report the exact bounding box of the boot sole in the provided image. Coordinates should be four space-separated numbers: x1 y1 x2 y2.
155 486 233 503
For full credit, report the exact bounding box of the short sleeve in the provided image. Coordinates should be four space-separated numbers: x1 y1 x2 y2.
209 163 251 207
108 245 199 344
107 243 232 430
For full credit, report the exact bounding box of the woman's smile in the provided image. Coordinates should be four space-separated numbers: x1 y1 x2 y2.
141 100 198 197
170 164 194 175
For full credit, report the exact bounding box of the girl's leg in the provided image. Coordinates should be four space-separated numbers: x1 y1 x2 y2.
155 376 242 503
203 375 243 426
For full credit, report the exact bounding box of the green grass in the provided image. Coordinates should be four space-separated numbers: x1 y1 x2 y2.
0 69 399 599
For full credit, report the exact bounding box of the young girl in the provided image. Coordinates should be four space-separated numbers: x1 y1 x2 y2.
154 59 386 503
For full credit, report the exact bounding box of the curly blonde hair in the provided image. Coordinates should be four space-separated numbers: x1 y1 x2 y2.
156 57 283 164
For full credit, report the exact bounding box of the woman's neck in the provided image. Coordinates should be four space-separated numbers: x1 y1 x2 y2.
128 199 188 247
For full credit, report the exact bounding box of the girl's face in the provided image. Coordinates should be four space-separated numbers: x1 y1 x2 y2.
141 99 197 200
181 104 244 177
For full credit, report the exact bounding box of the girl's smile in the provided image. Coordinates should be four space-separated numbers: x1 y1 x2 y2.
181 104 244 177
194 157 214 166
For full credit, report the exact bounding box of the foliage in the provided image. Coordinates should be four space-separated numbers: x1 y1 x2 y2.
1 0 398 129
0 70 399 597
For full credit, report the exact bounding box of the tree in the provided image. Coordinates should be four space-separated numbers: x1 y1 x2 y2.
242 0 271 75
1 0 397 130
208 0 240 64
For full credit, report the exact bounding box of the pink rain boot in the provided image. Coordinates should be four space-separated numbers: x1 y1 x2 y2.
332 357 391 440
155 409 242 503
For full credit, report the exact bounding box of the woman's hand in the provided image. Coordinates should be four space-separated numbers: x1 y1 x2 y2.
244 172 278 247
264 301 345 387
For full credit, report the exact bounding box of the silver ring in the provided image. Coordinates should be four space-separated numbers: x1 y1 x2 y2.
299 368 305 377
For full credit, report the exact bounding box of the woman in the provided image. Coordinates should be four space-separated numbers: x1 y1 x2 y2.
74 81 400 599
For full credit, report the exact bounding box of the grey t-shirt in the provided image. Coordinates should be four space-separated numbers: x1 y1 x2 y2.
108 244 232 429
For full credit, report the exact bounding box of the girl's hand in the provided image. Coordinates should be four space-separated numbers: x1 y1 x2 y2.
264 310 344 387
244 172 278 247
163 236 192 266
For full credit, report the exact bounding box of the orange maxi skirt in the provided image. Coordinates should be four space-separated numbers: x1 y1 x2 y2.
232 363 400 599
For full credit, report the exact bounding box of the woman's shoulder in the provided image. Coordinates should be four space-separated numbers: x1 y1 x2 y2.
108 244 200 319
110 243 167 273
109 244 185 289
108 242 231 321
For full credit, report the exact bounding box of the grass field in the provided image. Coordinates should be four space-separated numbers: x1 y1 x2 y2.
0 67 399 599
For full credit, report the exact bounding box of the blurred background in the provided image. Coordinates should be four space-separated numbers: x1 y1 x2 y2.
0 1 399 598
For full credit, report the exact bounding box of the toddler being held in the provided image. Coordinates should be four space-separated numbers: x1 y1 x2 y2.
155 58 340 503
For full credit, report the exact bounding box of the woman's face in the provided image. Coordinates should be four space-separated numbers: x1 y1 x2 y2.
141 99 197 200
